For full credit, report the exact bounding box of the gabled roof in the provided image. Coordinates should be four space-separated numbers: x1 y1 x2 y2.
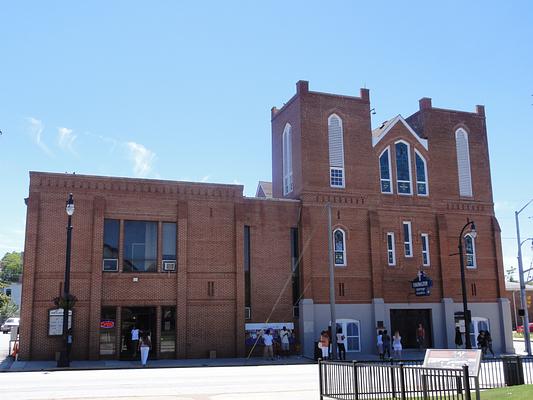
372 115 428 150
255 181 272 198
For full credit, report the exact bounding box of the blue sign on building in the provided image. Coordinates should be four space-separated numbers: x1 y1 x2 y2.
411 271 433 296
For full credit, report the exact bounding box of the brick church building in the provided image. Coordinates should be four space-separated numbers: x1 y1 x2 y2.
19 81 513 361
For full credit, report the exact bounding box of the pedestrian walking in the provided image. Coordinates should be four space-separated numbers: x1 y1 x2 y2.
262 329 275 360
336 327 346 360
319 330 330 360
485 331 495 357
377 330 384 360
131 325 140 359
382 330 391 359
138 332 151 366
416 323 425 350
455 326 463 348
392 331 402 358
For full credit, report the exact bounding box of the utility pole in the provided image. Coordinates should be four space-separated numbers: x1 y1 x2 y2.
516 198 533 356
327 203 337 359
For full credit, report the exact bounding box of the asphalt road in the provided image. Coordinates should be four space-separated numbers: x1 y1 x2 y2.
0 364 320 400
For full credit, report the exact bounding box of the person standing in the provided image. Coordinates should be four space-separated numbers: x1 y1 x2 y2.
477 330 488 356
376 330 384 360
319 330 330 360
262 329 275 361
485 331 495 357
131 325 140 359
416 323 425 350
392 331 402 359
336 327 346 361
382 330 391 359
455 326 463 349
279 326 290 357
138 332 151 366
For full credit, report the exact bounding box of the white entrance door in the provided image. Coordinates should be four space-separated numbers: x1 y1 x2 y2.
469 317 489 349
336 319 361 352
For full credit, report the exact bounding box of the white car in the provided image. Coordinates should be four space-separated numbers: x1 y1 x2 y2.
1 317 20 334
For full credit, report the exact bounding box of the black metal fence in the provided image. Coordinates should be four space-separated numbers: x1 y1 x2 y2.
319 360 472 399
319 356 533 400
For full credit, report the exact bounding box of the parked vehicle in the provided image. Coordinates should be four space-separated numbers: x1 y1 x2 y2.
516 323 533 333
1 317 19 334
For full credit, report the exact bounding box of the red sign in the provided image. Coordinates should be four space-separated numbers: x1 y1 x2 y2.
100 320 115 329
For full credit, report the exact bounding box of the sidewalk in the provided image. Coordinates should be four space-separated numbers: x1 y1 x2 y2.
2 355 314 373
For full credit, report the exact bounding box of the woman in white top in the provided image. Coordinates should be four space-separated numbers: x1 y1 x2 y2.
393 331 402 359
376 331 384 360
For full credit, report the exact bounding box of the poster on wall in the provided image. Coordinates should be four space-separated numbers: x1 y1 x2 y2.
48 308 73 336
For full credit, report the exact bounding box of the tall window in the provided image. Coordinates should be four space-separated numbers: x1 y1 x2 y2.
103 219 119 271
379 147 392 194
421 233 430 266
415 151 428 196
328 114 345 188
387 232 396 266
123 221 158 272
403 221 412 257
162 222 177 261
395 141 412 194
465 234 476 268
334 228 346 266
455 128 473 197
282 124 293 195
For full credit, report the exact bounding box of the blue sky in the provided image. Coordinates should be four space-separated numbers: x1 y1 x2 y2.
0 1 532 277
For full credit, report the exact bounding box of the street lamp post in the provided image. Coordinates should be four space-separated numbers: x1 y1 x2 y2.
57 193 74 368
516 198 533 356
458 219 476 349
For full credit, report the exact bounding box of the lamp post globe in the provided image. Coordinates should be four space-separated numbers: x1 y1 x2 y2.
57 193 74 367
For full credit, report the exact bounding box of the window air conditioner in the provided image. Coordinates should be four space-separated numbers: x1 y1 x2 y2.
245 307 251 320
162 260 176 272
103 259 118 272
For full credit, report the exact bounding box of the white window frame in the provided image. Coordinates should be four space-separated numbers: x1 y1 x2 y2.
282 123 293 196
330 167 345 188
387 232 396 266
333 228 347 267
421 233 430 266
395 140 413 195
455 128 473 197
464 233 477 268
403 221 413 257
414 149 429 197
379 147 393 194
328 114 345 188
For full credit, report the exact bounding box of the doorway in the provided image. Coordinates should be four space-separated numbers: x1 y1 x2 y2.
390 309 433 349
120 307 156 360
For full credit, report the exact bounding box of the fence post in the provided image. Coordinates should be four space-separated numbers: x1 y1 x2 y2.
318 359 324 400
390 359 396 398
462 365 471 400
516 356 525 385
353 361 359 400
399 363 406 400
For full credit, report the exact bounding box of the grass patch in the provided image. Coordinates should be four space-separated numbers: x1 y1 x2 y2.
513 332 524 339
480 385 533 399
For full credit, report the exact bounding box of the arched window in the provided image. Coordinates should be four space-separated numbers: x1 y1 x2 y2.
415 150 428 196
282 124 293 195
328 114 345 188
455 128 472 197
464 234 476 268
395 141 412 194
336 319 361 352
379 147 392 194
333 228 346 266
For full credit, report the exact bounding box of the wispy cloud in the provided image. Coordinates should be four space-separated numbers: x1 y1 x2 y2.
27 117 53 156
57 127 77 155
125 141 156 177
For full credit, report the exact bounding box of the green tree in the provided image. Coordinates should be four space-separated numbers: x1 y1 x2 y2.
0 251 23 282
0 295 18 321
